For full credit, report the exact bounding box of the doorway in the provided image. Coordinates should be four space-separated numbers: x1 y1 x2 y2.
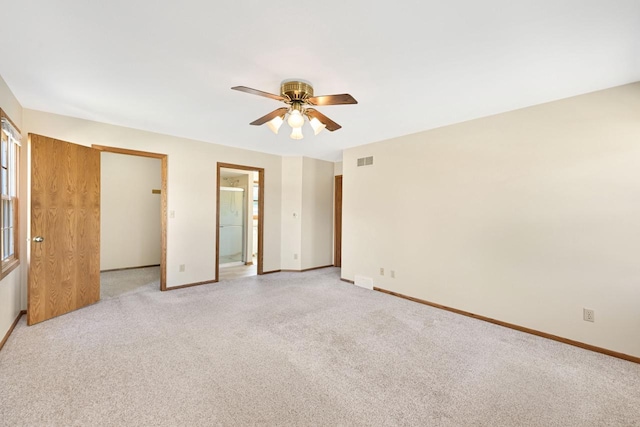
93 145 168 291
334 175 342 267
98 151 162 298
216 163 264 281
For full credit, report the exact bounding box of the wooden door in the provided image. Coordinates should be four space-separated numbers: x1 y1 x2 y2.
334 175 342 267
28 134 100 325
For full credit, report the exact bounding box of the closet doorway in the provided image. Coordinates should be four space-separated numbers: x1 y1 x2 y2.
216 163 264 281
94 145 168 292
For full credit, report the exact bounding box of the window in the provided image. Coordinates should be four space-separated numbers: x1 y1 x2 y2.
1 110 20 279
253 183 259 218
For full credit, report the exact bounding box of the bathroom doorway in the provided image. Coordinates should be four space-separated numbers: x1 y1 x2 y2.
216 163 264 281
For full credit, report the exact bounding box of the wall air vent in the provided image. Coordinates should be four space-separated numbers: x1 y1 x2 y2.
357 156 374 167
354 275 374 290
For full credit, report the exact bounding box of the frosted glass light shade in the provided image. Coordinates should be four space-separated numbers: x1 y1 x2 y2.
290 127 304 140
287 110 304 128
266 116 284 134
309 117 326 135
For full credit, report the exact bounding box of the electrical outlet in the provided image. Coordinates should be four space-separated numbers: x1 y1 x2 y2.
169 210 175 219
294 253 298 260
583 308 595 322
390 270 395 278
380 268 384 276
179 264 185 272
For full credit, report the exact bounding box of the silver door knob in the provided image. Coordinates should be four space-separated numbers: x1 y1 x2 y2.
33 236 44 243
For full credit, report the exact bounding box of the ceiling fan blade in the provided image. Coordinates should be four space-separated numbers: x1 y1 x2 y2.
231 86 286 102
307 93 358 106
249 107 289 126
306 108 342 131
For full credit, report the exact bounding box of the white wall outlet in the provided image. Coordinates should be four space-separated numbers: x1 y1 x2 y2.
390 270 395 278
169 210 175 219
294 253 298 260
179 264 185 272
380 268 384 276
583 308 595 322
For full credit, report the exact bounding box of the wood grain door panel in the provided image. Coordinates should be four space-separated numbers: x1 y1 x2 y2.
29 134 100 325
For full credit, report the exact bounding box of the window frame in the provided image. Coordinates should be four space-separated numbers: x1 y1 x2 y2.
252 182 259 219
0 108 20 280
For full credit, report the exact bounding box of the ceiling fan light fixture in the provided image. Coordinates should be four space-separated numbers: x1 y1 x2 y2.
287 109 305 128
309 117 326 135
266 115 284 134
290 127 304 140
232 80 357 138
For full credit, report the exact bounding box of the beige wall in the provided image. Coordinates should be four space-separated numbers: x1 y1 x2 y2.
101 152 162 271
334 161 343 176
301 157 334 269
281 157 334 270
0 75 24 343
0 77 22 126
342 83 640 358
23 109 283 288
280 157 303 270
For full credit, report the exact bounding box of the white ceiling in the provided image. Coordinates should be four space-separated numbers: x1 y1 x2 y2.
1 1 639 161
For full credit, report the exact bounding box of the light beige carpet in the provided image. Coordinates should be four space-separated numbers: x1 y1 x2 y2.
1 267 638 426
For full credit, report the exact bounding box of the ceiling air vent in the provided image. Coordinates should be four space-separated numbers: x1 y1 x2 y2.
357 156 373 167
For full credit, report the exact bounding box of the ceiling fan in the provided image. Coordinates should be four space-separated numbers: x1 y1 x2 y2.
231 80 357 140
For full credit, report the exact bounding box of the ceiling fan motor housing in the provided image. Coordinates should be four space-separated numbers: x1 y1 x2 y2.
281 80 314 101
